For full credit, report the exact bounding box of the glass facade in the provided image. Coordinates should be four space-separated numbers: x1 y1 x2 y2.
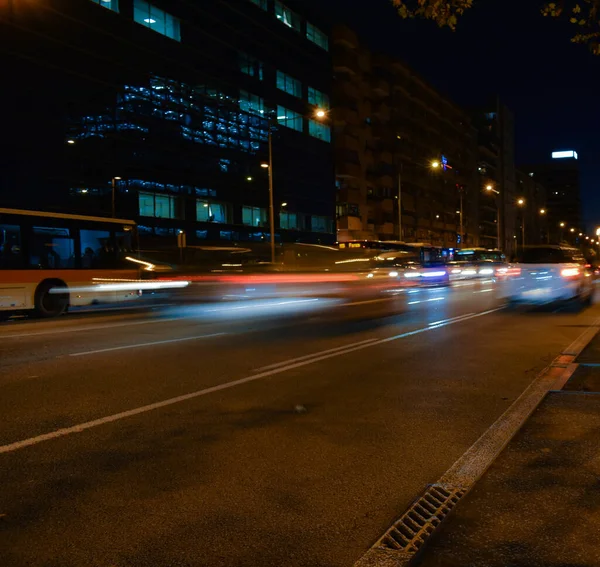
239 52 264 80
139 192 177 218
279 212 298 229
274 1 301 32
133 0 181 41
242 206 267 227
239 90 265 116
89 0 119 13
70 76 268 154
306 22 328 50
276 71 302 98
308 119 331 142
311 215 330 233
249 0 267 9
308 87 329 109
196 200 228 223
277 106 302 132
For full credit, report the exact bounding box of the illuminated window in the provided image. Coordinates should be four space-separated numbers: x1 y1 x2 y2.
242 206 267 226
274 1 301 32
308 86 329 109
139 192 177 218
276 71 302 98
133 0 180 41
277 105 302 132
196 200 228 223
308 119 330 142
306 22 328 50
249 0 267 9
280 212 298 229
311 215 330 233
90 0 119 12
239 90 265 116
239 52 264 80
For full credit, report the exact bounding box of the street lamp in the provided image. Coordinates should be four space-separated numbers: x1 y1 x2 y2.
111 176 122 218
431 160 440 169
517 198 525 249
540 208 546 215
485 184 500 248
264 108 326 264
559 221 565 242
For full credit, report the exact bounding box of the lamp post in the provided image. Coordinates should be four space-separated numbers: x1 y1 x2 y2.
263 108 326 264
485 184 500 249
111 176 122 218
431 158 463 247
539 208 548 243
559 221 565 242
517 198 525 249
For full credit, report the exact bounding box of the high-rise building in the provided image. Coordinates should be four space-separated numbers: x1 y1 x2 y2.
332 25 478 247
522 151 582 242
515 170 548 245
473 100 517 254
0 0 335 248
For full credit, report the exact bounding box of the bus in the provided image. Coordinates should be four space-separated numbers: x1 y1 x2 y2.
0 208 148 317
338 240 452 264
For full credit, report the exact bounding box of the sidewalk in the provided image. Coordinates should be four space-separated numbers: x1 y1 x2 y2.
416 335 600 567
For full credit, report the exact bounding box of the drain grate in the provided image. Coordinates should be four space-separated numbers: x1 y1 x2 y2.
379 483 466 554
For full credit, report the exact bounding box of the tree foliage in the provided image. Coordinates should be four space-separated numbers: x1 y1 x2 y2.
390 0 600 54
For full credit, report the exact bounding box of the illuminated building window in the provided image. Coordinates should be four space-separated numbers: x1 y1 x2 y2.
239 52 264 80
249 0 267 9
279 212 298 229
277 105 302 132
196 200 228 223
306 22 328 50
242 206 267 227
311 215 330 233
239 90 265 116
90 0 119 12
276 71 302 98
308 86 329 109
308 119 330 142
133 0 180 41
274 1 301 32
139 192 177 218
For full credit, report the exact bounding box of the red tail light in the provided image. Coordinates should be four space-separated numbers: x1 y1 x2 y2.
561 267 580 278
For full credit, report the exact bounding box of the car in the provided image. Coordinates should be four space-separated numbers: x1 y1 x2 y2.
501 245 593 306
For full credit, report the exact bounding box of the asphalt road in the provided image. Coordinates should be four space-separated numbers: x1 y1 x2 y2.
1 280 599 567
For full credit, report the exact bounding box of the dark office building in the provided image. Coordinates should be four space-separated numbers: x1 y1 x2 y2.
0 0 335 249
522 151 582 242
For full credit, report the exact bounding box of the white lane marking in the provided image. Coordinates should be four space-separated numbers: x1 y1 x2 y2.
0 307 501 455
428 313 475 327
69 333 226 357
255 338 380 372
1 317 181 339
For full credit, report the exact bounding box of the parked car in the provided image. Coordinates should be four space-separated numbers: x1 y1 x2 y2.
500 245 593 306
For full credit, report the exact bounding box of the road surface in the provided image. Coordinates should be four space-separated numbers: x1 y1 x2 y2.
1 281 598 566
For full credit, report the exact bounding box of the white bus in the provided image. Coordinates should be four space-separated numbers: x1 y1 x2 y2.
0 208 147 317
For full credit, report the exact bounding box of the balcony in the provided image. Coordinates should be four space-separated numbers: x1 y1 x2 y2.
336 160 362 179
337 133 360 152
333 25 359 49
380 198 394 213
371 77 390 97
335 80 360 101
334 107 360 127
338 187 363 204
337 216 363 231
372 101 391 121
333 49 359 75
376 222 395 236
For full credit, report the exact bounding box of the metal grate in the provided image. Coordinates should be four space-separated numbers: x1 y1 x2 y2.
379 483 466 553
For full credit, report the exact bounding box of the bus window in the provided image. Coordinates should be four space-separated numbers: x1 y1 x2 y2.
0 224 23 269
30 226 75 269
80 230 111 269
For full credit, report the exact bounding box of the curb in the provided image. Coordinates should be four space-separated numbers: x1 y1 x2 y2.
354 317 600 567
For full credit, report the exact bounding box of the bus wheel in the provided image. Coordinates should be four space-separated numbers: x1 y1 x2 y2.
35 280 69 318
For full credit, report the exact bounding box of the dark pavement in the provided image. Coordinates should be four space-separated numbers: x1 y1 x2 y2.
1 281 599 566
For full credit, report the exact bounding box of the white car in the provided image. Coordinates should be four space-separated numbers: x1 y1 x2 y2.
501 245 593 306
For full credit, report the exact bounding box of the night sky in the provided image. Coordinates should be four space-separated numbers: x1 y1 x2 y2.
323 0 600 230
